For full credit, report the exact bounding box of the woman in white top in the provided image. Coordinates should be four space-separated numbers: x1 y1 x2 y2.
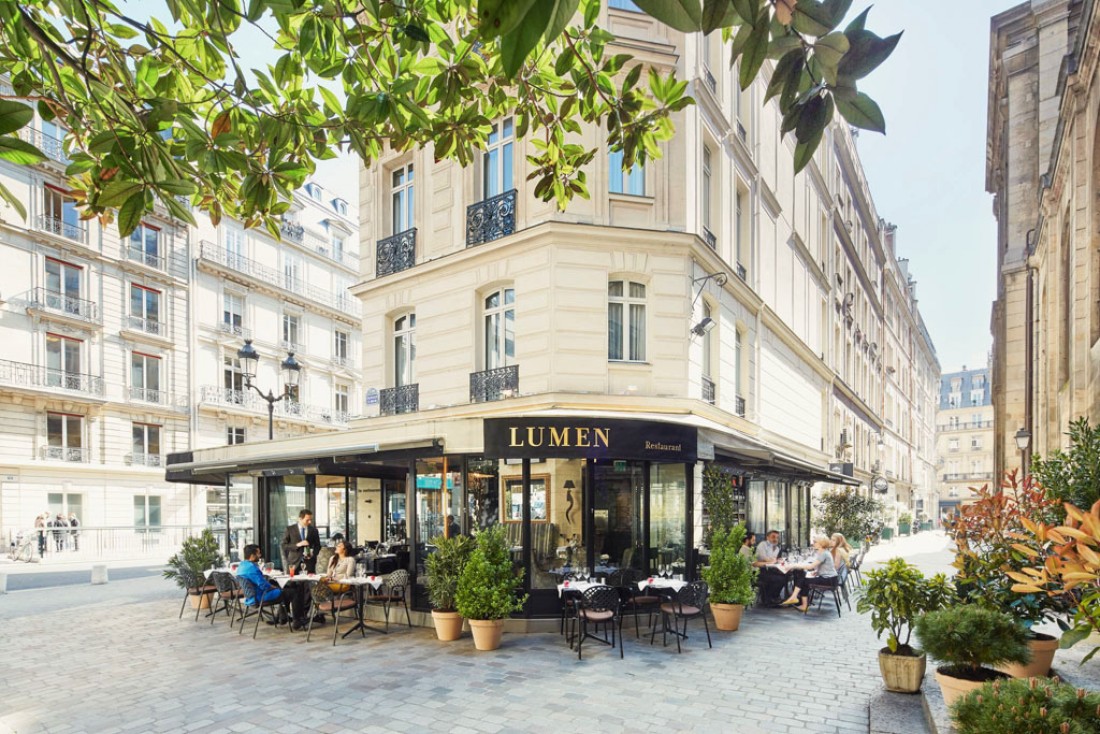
831 533 852 571
779 536 839 613
326 540 357 580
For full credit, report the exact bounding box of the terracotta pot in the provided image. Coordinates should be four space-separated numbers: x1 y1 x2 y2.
711 602 744 631
934 667 1004 708
878 650 926 693
998 633 1058 679
432 610 464 642
188 590 213 610
468 619 504 651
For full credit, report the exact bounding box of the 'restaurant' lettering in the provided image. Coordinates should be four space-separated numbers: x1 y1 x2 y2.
509 425 612 449
644 440 682 452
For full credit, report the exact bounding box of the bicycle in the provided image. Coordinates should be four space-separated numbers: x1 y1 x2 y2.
9 531 36 562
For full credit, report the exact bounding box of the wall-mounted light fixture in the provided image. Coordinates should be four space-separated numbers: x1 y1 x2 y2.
690 316 716 337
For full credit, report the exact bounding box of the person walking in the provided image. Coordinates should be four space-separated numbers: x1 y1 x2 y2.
51 513 66 552
35 512 47 556
68 512 80 551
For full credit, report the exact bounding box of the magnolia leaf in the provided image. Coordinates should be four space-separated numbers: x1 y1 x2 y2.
839 30 902 80
835 92 885 134
1058 623 1093 649
118 191 146 237
774 0 797 26
99 180 143 208
813 31 849 70
792 0 833 36
739 21 769 91
0 136 46 165
476 0 539 39
543 0 581 44
792 128 822 173
633 0 704 33
0 100 33 137
0 180 27 219
499 1 555 77
765 50 802 103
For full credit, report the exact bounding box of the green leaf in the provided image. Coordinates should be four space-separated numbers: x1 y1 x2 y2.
0 100 33 137
0 180 27 220
814 31 850 71
792 0 834 36
499 1 554 77
845 6 870 33
795 94 831 141
765 49 802 104
404 24 431 44
739 21 768 91
99 180 143 208
839 30 902 80
1058 623 1093 650
118 191 145 237
730 0 756 26
0 135 46 165
156 179 199 196
835 91 885 133
543 0 580 44
702 0 734 34
633 0 704 33
477 0 539 39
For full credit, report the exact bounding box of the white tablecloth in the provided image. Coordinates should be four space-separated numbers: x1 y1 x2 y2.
556 580 604 597
272 574 385 590
637 578 688 593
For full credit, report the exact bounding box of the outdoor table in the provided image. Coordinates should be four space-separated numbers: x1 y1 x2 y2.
637 577 688 593
555 580 603 598
276 574 390 637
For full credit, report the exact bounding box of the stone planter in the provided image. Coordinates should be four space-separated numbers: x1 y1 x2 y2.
998 633 1058 679
188 590 213 610
934 667 1006 708
431 610 464 642
468 619 504 651
710 602 744 631
878 649 926 693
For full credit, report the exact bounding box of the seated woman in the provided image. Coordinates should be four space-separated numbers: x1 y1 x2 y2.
831 533 852 571
326 539 357 580
779 536 838 613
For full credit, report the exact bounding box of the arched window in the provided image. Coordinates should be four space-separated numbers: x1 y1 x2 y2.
484 287 515 369
608 280 646 361
394 313 416 387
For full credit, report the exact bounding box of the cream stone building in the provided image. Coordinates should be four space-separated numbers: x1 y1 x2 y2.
167 4 938 608
935 366 995 519
0 79 361 546
987 0 1100 476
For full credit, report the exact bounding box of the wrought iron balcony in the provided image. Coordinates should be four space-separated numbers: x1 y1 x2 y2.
197 242 362 317
466 189 517 247
942 472 993 482
330 355 354 368
28 287 100 324
734 395 746 417
380 384 418 416
702 376 715 405
0 359 104 396
470 365 519 403
281 221 305 243
376 228 417 277
199 385 261 410
18 126 69 163
35 214 86 243
216 321 251 340
280 339 302 353
126 246 166 270
41 446 88 462
128 453 163 468
703 228 716 249
126 315 166 337
736 262 747 281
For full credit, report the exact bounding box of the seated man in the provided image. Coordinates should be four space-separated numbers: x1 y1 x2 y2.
238 544 309 630
754 529 794 606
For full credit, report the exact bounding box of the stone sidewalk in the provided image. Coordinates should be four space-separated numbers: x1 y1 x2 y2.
0 533 950 734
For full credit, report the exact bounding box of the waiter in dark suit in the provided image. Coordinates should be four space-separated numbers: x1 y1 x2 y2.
281 509 321 573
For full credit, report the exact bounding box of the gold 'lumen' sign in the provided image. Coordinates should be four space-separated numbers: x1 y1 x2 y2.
508 425 611 449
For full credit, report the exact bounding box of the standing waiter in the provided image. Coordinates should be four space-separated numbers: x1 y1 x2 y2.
281 508 321 573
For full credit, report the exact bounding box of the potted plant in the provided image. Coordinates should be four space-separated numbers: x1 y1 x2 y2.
952 676 1100 733
700 523 756 631
914 604 1031 707
424 533 474 641
856 558 954 693
163 529 224 609
455 524 527 650
897 512 913 536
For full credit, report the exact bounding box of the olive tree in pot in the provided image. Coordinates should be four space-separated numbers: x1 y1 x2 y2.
163 529 224 610
700 524 757 631
455 524 527 651
856 558 954 693
914 604 1031 708
424 533 474 641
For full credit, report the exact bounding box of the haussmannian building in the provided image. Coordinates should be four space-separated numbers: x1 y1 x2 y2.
934 366 995 519
166 4 939 617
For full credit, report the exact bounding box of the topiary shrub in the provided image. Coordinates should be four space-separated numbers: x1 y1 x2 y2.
914 605 1031 681
425 533 474 612
701 523 757 606
952 676 1100 734
455 524 527 620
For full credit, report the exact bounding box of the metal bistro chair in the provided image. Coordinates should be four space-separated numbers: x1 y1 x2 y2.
849 548 866 587
573 585 623 660
235 574 289 639
209 571 244 626
651 581 713 653
306 580 359 645
611 569 661 638
806 572 846 618
365 569 411 630
178 568 218 622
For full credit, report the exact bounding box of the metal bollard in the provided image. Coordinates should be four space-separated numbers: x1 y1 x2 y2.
0 572 7 594
91 564 109 585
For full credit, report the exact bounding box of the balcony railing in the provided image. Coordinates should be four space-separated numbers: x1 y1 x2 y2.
942 472 993 482
735 262 747 281
736 121 747 143
937 420 993 432
466 189 517 247
200 385 261 410
126 247 166 270
703 228 716 249
380 384 418 416
197 242 362 317
0 359 104 396
128 453 163 468
28 287 100 324
280 339 302 353
18 126 69 163
470 365 519 403
128 387 187 411
35 214 87 243
197 385 345 424
702 376 715 405
376 228 417 277
216 321 251 340
281 221 305 243
41 446 88 462
126 315 166 337
330 355 354 368
734 395 746 417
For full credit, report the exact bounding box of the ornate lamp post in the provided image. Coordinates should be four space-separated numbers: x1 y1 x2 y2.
237 338 301 440
1014 427 1032 478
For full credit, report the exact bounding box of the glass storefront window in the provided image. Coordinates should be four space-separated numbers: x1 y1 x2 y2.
317 475 352 543
206 475 253 562
593 460 644 574
383 478 407 543
766 481 787 546
530 458 584 589
747 479 766 537
650 463 687 575
268 475 306 569
466 457 500 532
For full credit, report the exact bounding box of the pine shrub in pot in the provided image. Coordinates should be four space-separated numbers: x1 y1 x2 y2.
914 605 1031 707
424 533 474 641
700 524 757 631
455 524 527 650
952 676 1100 734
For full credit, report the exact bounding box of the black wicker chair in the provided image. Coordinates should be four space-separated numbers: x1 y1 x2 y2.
651 581 712 653
177 568 218 622
573 585 623 660
235 575 289 638
306 580 359 645
365 569 411 630
610 569 661 638
209 571 244 626
807 571 847 617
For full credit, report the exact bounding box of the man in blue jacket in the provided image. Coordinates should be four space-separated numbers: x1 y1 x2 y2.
238 544 308 629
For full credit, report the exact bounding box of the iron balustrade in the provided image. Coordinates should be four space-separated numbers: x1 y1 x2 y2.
281 221 305 243
942 472 993 482
470 365 519 403
217 321 251 340
380 384 418 415
702 376 715 404
18 126 69 163
703 228 717 249
35 214 86 243
330 355 354 368
5 524 215 562
735 262 747 281
937 421 993 431
41 446 88 462
197 242 362 317
196 385 345 424
126 246 166 270
29 287 100 324
128 453 163 467
376 228 417 276
200 385 261 410
735 395 746 417
466 189 517 247
126 315 166 336
0 359 105 396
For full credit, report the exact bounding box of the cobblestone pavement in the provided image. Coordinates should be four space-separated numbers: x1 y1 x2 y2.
0 533 953 734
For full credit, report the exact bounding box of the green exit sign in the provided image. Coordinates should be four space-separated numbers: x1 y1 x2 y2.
613 460 628 472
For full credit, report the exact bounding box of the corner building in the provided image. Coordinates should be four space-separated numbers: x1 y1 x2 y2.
168 4 937 618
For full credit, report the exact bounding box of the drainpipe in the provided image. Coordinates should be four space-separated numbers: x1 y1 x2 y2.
1023 228 1035 475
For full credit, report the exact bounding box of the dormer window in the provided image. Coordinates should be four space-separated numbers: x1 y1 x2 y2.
304 182 322 200
332 198 348 216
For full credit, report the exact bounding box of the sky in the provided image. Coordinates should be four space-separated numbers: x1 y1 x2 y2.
281 0 1014 375
854 0 1016 374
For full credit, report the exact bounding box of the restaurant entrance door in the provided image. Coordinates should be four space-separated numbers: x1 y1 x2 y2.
591 460 645 575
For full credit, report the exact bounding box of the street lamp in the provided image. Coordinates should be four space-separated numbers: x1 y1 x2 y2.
237 338 301 440
1014 427 1032 477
